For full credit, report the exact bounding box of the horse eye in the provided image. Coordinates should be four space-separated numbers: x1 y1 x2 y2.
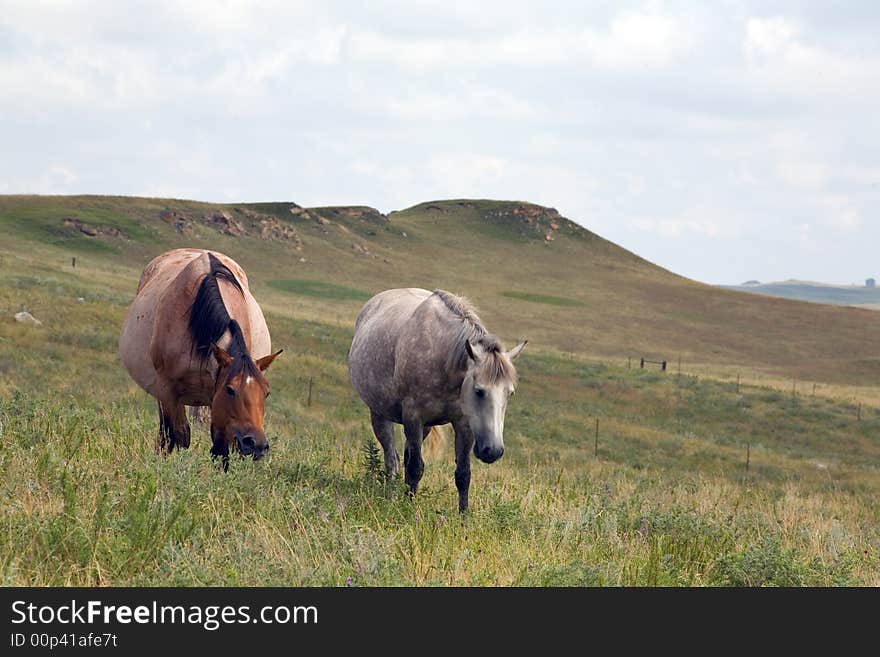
225 385 235 397
265 391 270 399
475 388 485 399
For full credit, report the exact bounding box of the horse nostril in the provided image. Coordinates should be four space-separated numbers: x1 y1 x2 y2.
241 436 256 451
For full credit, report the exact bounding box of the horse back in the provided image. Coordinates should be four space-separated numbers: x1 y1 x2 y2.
120 249 268 402
349 288 432 419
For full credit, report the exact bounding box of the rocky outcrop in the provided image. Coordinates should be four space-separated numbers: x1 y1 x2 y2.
485 203 573 243
14 311 42 326
159 209 194 235
63 218 126 238
258 217 302 250
203 211 246 237
311 206 388 226
289 205 327 224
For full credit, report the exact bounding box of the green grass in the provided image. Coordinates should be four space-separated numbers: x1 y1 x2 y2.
501 291 585 307
1 194 879 586
268 279 372 302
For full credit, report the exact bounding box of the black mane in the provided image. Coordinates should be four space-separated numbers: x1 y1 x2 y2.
188 253 252 374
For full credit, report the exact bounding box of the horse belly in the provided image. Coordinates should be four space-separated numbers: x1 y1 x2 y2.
350 341 394 413
349 325 401 420
349 289 432 421
119 293 160 396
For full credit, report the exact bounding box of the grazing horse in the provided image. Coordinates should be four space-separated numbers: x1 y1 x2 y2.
119 248 282 469
348 288 526 511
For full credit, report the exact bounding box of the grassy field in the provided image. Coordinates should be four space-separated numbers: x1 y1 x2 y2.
1 194 879 586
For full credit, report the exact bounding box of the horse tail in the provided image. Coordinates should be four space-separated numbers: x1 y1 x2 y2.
188 252 245 362
422 424 449 462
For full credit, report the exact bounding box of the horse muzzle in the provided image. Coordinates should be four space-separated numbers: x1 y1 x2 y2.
235 432 270 460
474 442 504 464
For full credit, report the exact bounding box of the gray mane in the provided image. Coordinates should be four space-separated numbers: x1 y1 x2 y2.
432 290 517 385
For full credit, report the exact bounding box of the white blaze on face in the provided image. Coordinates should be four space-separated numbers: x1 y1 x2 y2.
487 385 507 445
466 378 510 450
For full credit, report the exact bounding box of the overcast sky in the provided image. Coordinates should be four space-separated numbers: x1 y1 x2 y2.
1 1 878 285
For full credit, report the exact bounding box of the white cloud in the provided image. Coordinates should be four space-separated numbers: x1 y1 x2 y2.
816 195 861 230
426 153 508 190
743 16 880 105
744 17 798 62
346 10 696 72
777 159 827 188
2 164 79 195
627 217 724 238
380 86 540 122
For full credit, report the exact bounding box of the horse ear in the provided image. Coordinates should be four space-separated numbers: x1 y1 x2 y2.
256 349 283 372
212 343 232 368
507 340 528 360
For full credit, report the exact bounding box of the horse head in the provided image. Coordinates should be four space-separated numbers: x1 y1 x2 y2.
210 342 282 461
460 337 527 463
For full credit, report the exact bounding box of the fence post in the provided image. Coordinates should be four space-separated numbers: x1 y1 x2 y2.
858 403 861 421
594 418 599 457
661 360 667 371
307 377 313 407
640 357 645 369
71 257 76 268
746 443 750 471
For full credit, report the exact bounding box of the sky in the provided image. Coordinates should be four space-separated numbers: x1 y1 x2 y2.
1 1 878 285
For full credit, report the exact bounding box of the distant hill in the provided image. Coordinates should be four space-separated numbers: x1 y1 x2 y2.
720 279 880 308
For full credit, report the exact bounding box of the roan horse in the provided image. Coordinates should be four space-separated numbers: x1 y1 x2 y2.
119 248 282 469
348 288 526 511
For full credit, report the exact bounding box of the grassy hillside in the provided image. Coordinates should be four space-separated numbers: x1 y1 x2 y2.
1 194 878 586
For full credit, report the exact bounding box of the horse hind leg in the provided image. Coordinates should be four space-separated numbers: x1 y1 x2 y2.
156 400 178 454
402 416 425 497
370 411 399 481
189 405 210 425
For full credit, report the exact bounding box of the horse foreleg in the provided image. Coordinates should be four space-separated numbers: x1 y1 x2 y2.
402 417 424 497
210 424 230 472
370 411 399 481
452 421 475 513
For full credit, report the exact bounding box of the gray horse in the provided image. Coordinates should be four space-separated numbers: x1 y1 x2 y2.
348 288 526 511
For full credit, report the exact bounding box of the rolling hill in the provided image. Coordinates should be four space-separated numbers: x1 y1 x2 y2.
721 279 880 309
2 194 879 386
